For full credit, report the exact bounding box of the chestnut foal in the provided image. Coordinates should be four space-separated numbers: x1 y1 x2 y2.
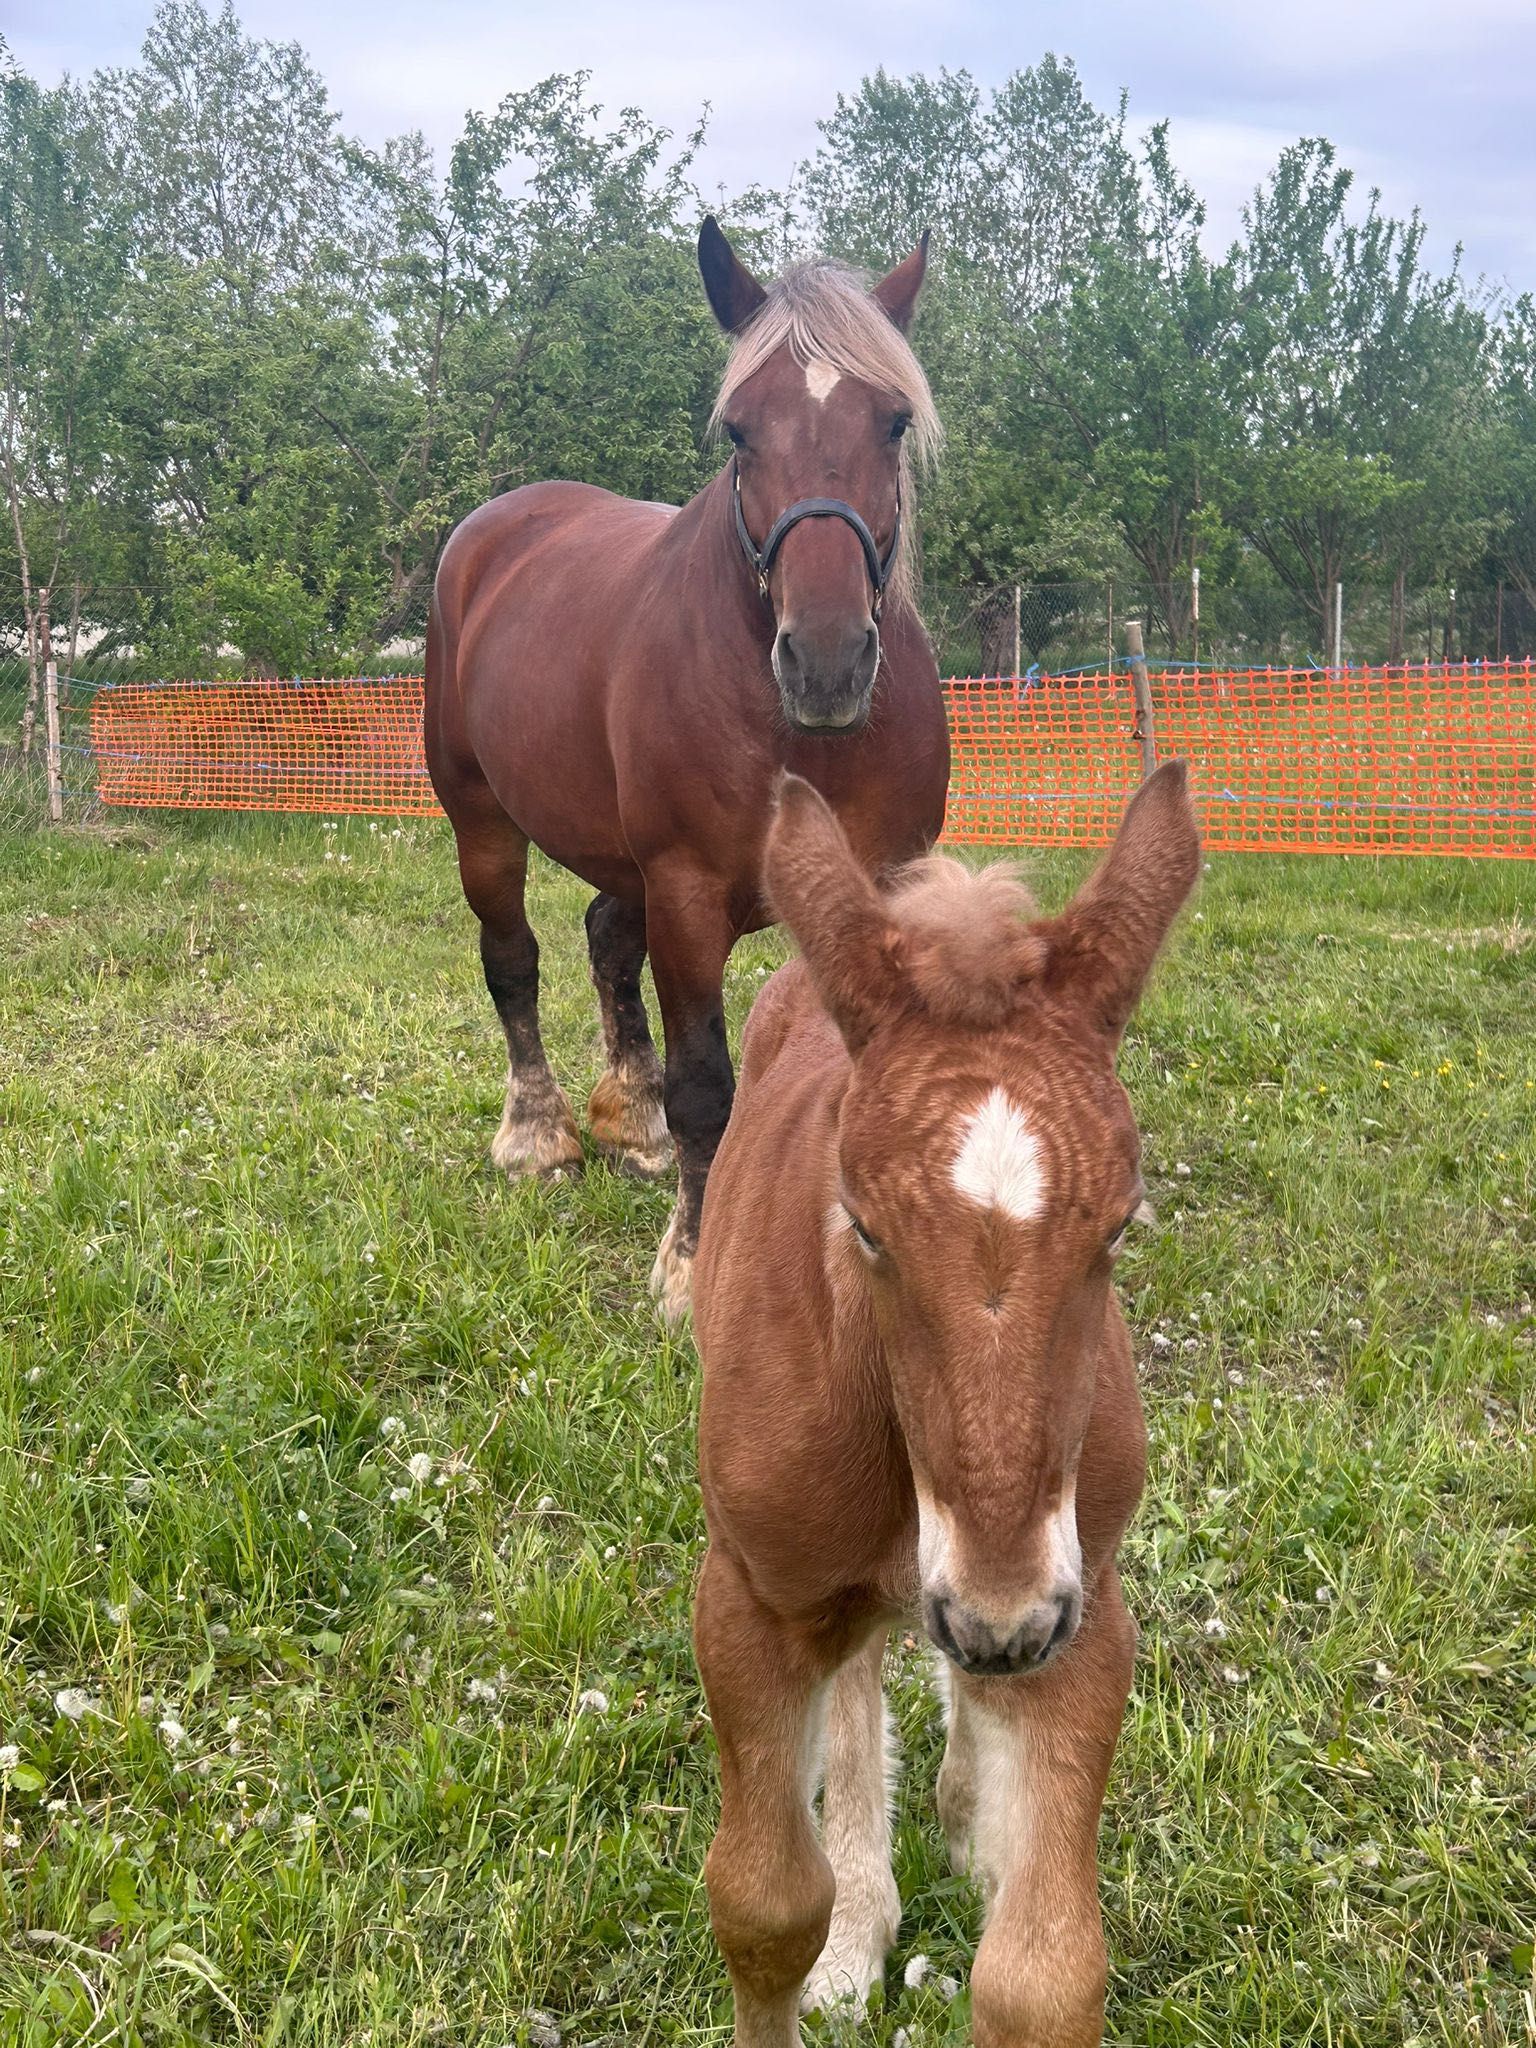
692 763 1200 2046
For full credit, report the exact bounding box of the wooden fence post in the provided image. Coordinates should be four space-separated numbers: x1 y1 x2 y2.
1125 619 1156 782
45 657 63 824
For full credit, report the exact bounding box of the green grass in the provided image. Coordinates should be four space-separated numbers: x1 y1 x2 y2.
1 811 1533 2048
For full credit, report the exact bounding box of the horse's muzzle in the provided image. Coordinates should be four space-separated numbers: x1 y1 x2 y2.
774 621 879 734
924 1585 1082 1676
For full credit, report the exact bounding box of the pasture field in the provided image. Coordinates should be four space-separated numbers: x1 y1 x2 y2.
1 811 1533 2048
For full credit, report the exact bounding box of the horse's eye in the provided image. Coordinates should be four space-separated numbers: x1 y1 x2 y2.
724 421 747 449
890 413 911 442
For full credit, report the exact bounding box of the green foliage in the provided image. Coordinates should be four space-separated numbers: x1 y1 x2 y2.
1 10 1533 670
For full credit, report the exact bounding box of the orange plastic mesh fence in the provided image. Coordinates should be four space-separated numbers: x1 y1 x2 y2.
90 677 440 816
88 663 1536 857
946 663 1536 858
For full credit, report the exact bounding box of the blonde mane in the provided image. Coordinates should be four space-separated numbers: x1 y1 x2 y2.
711 260 942 610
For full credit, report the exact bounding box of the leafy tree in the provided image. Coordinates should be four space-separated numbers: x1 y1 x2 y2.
318 77 720 647
0 46 125 734
1221 140 1492 650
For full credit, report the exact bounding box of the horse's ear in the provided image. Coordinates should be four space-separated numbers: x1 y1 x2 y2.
1037 760 1201 1039
765 775 906 1054
699 216 768 334
871 229 930 333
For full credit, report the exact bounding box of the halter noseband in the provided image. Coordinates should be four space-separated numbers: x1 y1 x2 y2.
732 458 901 620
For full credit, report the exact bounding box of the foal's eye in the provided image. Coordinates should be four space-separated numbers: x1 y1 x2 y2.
1106 1202 1149 1258
890 412 911 442
724 421 747 448
848 1214 882 1259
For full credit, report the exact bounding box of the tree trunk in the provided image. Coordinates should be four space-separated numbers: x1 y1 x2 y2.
978 587 1018 677
1388 567 1405 665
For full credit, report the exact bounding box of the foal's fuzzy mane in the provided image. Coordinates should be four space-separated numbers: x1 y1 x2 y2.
885 854 1043 1029
711 260 941 610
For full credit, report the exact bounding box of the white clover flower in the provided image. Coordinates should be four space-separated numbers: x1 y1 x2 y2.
1314 1585 1333 1605
576 1689 609 1717
407 1452 433 1486
379 1416 404 1440
466 1677 499 1706
0 1743 20 1778
389 1486 410 1503
903 1954 930 1989
1174 1161 1192 1178
125 1476 151 1503
522 2012 561 2048
936 1975 960 2002
158 1718 186 1752
54 1688 96 1722
1221 1664 1246 1685
1202 1616 1228 1640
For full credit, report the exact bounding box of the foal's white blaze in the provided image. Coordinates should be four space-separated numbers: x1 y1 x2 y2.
804 358 841 403
915 1489 956 1589
951 1087 1046 1221
1042 1482 1082 1587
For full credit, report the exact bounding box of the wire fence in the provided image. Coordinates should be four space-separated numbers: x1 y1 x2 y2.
19 659 1536 862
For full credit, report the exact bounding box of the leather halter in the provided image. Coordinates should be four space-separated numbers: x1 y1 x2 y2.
732 458 901 620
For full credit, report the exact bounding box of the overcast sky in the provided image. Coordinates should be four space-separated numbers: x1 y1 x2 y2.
11 0 1535 292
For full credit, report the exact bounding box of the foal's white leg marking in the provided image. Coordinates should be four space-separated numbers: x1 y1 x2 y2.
964 1694 1042 1912
801 1639 901 2015
934 1655 978 1874
951 1087 1046 1220
804 359 841 403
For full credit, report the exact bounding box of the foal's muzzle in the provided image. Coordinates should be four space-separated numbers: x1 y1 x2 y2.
924 1585 1082 1677
773 620 880 734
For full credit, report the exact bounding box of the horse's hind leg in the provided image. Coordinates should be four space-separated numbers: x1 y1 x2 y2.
584 893 669 1178
801 1629 901 2017
456 820 582 1179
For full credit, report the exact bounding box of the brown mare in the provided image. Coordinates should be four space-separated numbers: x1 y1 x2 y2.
692 764 1201 2045
425 221 948 1319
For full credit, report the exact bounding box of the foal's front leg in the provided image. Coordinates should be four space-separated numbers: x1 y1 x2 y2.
802 1629 902 2016
949 1575 1136 2048
643 864 736 1323
695 1548 839 2048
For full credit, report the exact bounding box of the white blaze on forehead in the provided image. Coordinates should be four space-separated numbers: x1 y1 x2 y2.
804 358 841 403
951 1087 1046 1221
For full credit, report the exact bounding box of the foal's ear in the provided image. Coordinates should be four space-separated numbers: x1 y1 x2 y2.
764 775 905 1053
699 216 769 334
1039 759 1201 1039
871 229 930 333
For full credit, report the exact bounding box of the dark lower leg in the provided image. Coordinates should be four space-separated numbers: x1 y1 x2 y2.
460 825 582 1180
584 893 668 1176
645 885 735 1322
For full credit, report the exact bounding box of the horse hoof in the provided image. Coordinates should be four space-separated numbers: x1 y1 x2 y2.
491 1113 584 1180
649 1213 694 1325
598 1139 673 1182
589 1066 670 1181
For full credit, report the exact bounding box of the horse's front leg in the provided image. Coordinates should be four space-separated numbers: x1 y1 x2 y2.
695 1547 838 2048
643 864 735 1323
954 1573 1136 2048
